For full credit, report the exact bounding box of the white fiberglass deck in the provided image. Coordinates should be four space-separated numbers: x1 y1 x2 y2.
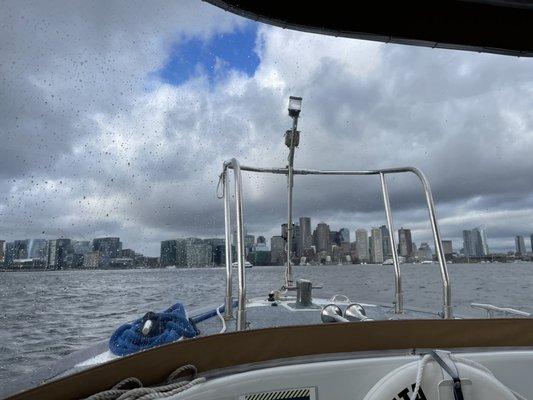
172 350 533 400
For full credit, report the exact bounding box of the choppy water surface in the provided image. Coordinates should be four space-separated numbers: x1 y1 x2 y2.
1 262 533 388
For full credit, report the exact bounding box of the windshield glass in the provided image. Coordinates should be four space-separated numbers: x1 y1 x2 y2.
2 0 533 394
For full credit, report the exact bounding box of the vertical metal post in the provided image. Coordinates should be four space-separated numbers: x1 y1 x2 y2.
411 168 453 319
231 158 247 330
223 169 233 320
285 117 298 288
379 173 403 314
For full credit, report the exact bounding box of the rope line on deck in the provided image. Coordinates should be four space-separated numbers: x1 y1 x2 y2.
84 364 205 400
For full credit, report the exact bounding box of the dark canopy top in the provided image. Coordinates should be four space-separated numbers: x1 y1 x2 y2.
204 0 533 57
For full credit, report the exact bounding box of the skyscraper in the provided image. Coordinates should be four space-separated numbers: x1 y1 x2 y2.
329 231 340 247
281 223 298 255
531 234 533 253
370 227 383 264
398 228 413 258
339 228 350 243
355 229 369 262
462 230 474 257
0 240 4 265
380 225 391 258
516 235 526 255
244 234 255 255
315 222 331 253
232 227 248 249
463 226 490 257
298 217 312 256
473 226 489 256
270 236 285 265
293 224 300 254
442 240 453 260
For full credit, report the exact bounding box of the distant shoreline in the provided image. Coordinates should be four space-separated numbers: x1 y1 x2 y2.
0 267 163 272
1 261 530 272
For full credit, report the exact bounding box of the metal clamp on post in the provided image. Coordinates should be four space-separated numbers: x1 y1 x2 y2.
428 350 464 400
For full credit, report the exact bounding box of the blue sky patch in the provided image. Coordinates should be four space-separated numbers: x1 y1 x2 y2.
158 23 260 85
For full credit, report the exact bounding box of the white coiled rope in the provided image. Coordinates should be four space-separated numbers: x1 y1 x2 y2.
216 304 227 333
409 354 432 400
410 354 527 400
84 364 206 400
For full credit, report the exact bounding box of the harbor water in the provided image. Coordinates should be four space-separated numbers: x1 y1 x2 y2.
1 262 533 388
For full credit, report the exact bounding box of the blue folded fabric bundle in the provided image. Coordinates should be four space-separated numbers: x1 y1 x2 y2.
109 302 198 356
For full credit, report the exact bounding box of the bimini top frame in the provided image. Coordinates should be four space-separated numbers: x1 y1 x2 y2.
221 161 453 331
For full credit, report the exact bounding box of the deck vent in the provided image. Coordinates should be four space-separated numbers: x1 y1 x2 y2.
239 386 316 400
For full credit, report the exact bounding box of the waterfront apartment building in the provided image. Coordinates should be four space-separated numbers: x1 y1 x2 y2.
0 240 4 264
185 243 213 267
83 251 101 269
48 239 73 269
355 229 369 262
160 240 178 267
160 238 219 267
92 237 122 259
72 240 91 255
13 240 29 260
28 239 48 260
4 242 14 266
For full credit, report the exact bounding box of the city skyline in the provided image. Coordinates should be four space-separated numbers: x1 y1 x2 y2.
3 215 533 269
3 2 533 259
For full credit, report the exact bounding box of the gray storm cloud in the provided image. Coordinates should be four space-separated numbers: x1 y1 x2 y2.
2 1 533 256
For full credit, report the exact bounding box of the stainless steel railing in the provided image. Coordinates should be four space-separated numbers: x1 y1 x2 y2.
470 303 530 318
222 159 247 330
380 172 402 314
222 162 453 329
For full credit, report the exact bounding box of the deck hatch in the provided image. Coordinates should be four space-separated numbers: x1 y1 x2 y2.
239 386 317 400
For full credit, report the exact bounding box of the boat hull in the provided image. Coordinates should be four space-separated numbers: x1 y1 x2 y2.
5 318 533 400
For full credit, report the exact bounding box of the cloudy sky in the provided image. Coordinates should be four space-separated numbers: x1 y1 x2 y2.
2 1 533 256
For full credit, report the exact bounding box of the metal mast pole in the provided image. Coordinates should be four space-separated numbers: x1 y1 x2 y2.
284 96 302 289
285 117 298 288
